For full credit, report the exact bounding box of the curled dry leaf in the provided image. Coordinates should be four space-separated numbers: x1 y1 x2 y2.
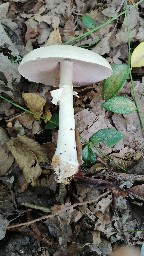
8 135 48 186
22 93 47 120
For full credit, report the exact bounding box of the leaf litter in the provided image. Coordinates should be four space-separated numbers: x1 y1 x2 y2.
8 135 48 185
0 0 144 255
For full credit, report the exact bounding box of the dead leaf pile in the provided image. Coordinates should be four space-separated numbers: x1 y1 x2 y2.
0 0 144 254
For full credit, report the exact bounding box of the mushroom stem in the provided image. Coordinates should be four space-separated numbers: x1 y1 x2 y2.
52 61 79 183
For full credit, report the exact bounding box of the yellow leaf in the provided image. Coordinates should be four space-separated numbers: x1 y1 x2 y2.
131 42 144 67
46 28 62 46
22 93 46 120
8 136 48 186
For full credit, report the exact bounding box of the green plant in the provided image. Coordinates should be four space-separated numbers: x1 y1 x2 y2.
101 63 137 114
82 128 124 166
82 15 95 29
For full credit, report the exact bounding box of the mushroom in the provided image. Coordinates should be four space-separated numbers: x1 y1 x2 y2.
18 45 112 184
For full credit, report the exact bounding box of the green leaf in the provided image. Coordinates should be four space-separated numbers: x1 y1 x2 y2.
45 112 59 129
102 96 137 114
82 144 96 166
102 64 129 100
82 15 95 29
90 128 124 147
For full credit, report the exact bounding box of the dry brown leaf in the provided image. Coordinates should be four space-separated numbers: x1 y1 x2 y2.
22 93 46 120
89 195 114 238
34 14 60 29
29 0 44 14
42 142 56 163
8 135 48 185
17 112 42 135
46 28 62 46
9 135 47 163
92 33 112 55
63 19 75 41
75 108 112 142
0 146 14 176
34 14 51 25
18 112 36 129
25 19 39 44
38 22 50 45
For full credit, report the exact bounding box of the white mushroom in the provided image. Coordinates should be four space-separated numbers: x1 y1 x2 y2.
18 45 112 184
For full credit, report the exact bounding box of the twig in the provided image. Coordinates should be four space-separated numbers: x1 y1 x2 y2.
20 203 51 213
7 191 110 230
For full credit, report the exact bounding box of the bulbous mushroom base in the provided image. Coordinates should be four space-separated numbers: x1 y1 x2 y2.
52 155 79 184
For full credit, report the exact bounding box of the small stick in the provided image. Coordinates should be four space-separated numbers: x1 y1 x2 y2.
7 191 110 230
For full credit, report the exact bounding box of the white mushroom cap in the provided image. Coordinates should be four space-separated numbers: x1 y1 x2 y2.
18 45 112 86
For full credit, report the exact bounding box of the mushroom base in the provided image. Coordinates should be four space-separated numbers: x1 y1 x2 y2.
52 155 79 184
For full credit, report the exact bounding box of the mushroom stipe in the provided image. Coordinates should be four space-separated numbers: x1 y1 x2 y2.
18 45 112 184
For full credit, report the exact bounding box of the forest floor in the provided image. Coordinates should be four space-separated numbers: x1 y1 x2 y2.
0 0 144 255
